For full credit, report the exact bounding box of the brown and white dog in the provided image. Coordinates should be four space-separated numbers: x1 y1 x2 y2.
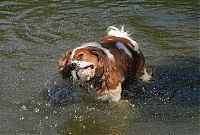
58 26 151 102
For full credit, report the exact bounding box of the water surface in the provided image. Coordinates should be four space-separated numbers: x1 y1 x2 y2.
0 0 199 134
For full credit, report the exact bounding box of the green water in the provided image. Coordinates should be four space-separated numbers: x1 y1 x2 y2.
0 0 199 134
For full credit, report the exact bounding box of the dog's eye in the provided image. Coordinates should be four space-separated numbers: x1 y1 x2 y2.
77 54 84 60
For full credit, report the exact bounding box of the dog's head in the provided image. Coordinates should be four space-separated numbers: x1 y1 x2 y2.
59 42 108 82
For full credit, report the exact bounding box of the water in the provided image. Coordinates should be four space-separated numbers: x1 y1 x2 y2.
0 0 199 134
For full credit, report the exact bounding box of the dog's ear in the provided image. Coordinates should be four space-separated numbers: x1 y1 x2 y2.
58 49 72 79
91 50 103 60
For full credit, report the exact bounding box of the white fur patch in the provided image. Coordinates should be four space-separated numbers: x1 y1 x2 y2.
107 26 139 53
115 42 132 58
71 60 93 69
71 42 115 61
97 83 122 102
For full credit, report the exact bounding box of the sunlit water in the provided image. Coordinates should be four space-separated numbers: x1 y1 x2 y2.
0 0 199 134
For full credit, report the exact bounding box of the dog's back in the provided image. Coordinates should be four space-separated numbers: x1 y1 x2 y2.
99 26 146 80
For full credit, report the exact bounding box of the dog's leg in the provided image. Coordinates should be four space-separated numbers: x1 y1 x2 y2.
97 83 122 102
134 51 152 82
108 83 122 101
139 68 152 82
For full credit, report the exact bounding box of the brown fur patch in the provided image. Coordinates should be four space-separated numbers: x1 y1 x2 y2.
58 50 72 78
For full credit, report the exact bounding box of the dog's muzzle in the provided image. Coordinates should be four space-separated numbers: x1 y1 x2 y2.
68 63 77 71
70 61 95 81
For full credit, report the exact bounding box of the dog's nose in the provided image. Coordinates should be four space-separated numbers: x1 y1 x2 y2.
69 63 77 70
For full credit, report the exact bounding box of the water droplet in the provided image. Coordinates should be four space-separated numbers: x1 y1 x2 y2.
38 121 42 127
44 82 48 86
20 116 24 120
21 105 27 110
34 108 40 113
53 110 57 114
45 102 51 107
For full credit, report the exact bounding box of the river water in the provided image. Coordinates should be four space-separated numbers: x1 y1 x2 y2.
0 0 199 134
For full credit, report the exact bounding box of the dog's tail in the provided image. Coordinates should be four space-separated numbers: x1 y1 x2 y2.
106 26 139 53
107 25 130 38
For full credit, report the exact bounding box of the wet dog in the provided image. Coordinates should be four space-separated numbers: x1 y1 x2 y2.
58 26 151 102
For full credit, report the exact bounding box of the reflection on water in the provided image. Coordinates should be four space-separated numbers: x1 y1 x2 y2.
0 0 199 134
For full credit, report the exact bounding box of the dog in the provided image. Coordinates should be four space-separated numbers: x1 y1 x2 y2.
58 26 152 102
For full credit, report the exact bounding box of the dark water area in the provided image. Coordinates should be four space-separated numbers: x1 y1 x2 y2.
0 0 199 134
